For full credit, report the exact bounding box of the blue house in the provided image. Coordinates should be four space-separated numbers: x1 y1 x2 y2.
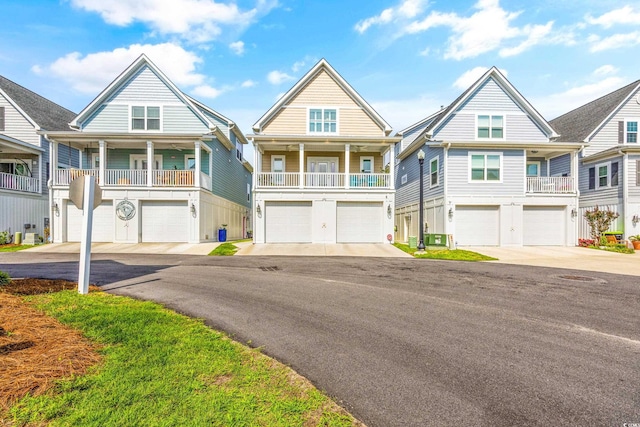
395 67 583 247
550 79 640 240
0 76 78 241
44 54 252 243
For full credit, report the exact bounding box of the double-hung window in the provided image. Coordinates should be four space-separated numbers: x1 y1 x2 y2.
430 157 439 187
132 106 160 131
589 161 619 189
627 121 638 143
477 115 504 139
309 108 337 134
470 153 501 182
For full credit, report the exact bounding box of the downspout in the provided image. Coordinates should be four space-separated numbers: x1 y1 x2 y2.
620 149 628 238
574 145 584 243
443 141 451 243
45 135 53 243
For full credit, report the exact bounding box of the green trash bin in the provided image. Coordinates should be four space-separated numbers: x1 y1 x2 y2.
431 233 447 246
408 236 417 249
14 232 22 245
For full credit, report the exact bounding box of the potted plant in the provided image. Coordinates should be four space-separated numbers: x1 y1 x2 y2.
629 235 640 250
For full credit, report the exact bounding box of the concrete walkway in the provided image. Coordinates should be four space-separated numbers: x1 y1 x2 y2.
24 242 221 256
463 245 640 276
234 243 412 257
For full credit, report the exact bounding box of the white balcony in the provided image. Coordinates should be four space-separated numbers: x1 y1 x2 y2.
0 172 39 193
527 176 575 194
53 168 210 189
256 172 391 189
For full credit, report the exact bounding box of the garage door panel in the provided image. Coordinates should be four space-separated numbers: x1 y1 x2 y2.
456 206 499 246
67 201 113 242
523 206 565 246
337 202 382 243
266 201 312 243
141 201 188 242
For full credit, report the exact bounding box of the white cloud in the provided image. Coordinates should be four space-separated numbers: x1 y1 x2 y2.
241 79 257 88
69 0 278 43
32 43 205 94
588 31 640 52
585 6 640 29
355 0 427 33
498 21 553 57
191 84 225 98
229 41 245 55
593 64 618 77
267 70 295 85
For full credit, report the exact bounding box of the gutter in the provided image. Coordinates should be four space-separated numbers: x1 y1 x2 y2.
620 149 629 238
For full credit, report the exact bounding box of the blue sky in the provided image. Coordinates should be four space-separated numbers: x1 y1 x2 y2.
1 0 638 140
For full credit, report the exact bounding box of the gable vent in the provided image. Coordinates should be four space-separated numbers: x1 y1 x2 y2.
0 106 4 131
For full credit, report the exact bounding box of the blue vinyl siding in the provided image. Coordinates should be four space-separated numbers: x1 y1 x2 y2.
208 139 251 207
58 143 79 167
549 154 571 176
395 146 444 207
163 105 209 133
579 156 623 204
106 66 183 104
82 104 129 132
200 109 230 135
458 78 523 112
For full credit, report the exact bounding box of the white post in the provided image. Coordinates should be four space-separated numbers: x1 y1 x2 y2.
51 141 58 184
194 141 201 188
299 143 304 189
78 175 95 294
146 141 154 187
388 144 395 189
98 140 106 185
345 144 350 189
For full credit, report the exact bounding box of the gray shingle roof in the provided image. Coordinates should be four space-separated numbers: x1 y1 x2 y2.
0 75 76 132
550 80 640 142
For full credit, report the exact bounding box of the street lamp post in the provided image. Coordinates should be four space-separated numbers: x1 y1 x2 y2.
417 149 426 252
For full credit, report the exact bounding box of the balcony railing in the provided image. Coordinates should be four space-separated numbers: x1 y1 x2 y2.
527 176 575 194
54 169 209 189
256 172 391 189
0 172 39 193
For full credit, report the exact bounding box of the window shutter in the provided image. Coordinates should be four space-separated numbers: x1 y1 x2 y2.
588 167 595 190
618 121 624 144
611 162 619 186
0 106 5 131
637 160 640 186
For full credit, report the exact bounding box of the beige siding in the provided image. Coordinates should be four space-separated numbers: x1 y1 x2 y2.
289 70 357 106
262 107 306 134
350 152 381 173
262 151 300 172
340 108 383 136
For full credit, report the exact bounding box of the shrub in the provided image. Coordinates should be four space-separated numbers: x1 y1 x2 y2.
0 270 11 286
584 206 619 241
0 230 11 245
578 239 595 247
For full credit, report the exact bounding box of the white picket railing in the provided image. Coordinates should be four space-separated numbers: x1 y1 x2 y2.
152 170 195 186
348 173 390 188
527 176 575 194
256 172 299 188
106 169 147 186
304 173 344 188
0 172 39 193
54 169 100 185
53 168 210 189
256 172 391 189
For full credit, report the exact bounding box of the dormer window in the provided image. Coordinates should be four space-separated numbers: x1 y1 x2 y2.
132 106 160 131
477 115 503 139
309 108 337 134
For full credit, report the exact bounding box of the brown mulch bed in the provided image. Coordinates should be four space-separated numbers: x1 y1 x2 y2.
0 279 102 410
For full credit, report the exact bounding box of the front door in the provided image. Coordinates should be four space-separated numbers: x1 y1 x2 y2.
130 154 162 170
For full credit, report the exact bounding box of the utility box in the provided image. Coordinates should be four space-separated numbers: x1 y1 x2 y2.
430 233 448 246
408 236 417 249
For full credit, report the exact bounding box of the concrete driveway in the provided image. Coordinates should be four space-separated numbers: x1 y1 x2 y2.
464 246 640 276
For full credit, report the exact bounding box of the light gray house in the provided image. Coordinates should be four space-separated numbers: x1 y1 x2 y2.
43 54 252 243
395 67 583 247
550 79 640 240
0 76 77 241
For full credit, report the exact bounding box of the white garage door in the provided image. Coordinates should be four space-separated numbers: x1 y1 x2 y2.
265 201 312 243
523 206 565 246
337 202 383 243
455 205 499 246
141 201 188 242
67 201 113 242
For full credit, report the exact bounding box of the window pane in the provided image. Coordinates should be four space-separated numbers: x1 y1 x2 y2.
147 118 160 130
310 109 321 119
598 165 607 177
471 169 485 180
273 159 283 172
329 123 336 132
629 133 638 143
187 158 196 169
628 122 638 132
132 118 145 130
471 155 485 169
491 128 503 138
487 155 500 168
526 163 538 176
492 116 503 127
132 106 144 118
324 110 336 121
478 115 489 127
430 160 437 173
147 107 160 118
487 169 500 180
362 159 372 173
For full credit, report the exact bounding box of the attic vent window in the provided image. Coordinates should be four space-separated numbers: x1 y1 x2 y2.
477 115 503 139
309 108 337 134
132 106 160 131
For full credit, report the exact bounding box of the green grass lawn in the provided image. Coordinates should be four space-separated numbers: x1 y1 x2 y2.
208 239 251 256
9 291 358 427
0 244 36 252
393 243 497 261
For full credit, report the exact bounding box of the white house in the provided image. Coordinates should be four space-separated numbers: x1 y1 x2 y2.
249 59 400 244
43 54 252 244
396 67 583 247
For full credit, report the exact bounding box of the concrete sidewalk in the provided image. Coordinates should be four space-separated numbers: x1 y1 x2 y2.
235 243 412 257
23 242 221 256
464 246 640 276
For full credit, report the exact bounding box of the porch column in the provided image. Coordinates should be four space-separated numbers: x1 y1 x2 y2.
98 140 106 185
208 147 213 188
299 143 304 189
51 141 58 185
388 143 395 189
37 153 42 193
194 141 201 188
146 141 154 187
572 150 578 192
344 144 350 189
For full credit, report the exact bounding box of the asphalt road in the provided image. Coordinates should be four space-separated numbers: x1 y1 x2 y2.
2 253 639 426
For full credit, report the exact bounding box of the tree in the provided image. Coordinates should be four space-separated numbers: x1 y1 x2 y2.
584 206 619 242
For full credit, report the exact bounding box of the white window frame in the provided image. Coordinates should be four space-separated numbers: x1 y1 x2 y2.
429 157 439 188
526 161 540 177
271 155 286 173
401 174 408 185
91 153 100 169
625 119 639 143
184 154 196 170
468 152 503 183
307 107 339 135
247 183 251 202
596 161 610 189
129 154 162 170
130 105 163 132
360 156 374 174
476 114 505 140
235 141 243 162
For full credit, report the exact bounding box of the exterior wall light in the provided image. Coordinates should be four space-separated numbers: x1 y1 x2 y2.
190 203 196 216
571 208 578 218
448 207 454 219
256 203 261 215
